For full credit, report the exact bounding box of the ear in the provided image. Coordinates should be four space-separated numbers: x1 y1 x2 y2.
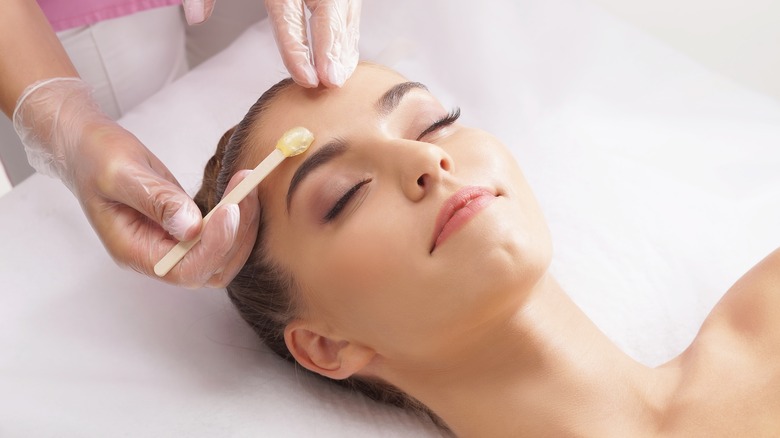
284 320 376 380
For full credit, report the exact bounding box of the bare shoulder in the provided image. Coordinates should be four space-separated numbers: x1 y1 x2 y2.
669 249 780 436
707 247 780 345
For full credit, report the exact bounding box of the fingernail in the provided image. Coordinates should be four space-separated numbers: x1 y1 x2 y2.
183 0 205 25
223 204 240 238
301 64 319 88
167 202 201 241
327 63 347 87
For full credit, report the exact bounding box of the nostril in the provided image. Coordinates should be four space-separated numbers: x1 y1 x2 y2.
417 175 425 187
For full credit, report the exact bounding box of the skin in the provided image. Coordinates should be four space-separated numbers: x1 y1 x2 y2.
239 64 780 437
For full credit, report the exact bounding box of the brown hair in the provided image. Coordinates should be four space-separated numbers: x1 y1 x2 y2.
193 77 449 432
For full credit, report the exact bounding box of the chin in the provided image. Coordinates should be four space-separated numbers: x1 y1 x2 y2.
436 200 552 292
425 233 551 345
481 219 552 290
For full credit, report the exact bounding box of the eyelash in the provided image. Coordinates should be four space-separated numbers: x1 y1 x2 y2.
323 107 462 222
416 107 461 141
323 178 372 222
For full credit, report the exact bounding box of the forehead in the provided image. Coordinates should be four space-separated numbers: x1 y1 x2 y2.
243 65 408 167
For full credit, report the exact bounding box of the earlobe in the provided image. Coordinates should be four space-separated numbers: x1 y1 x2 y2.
284 321 375 380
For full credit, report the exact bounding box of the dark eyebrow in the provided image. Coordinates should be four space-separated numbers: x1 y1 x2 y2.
376 81 428 116
286 81 428 213
286 138 348 211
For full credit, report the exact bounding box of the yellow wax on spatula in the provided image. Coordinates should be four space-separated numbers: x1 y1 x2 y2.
154 126 314 278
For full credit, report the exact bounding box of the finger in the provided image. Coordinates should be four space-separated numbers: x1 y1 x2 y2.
178 169 259 288
182 0 217 25
306 0 339 86
107 163 202 242
307 0 360 87
266 0 319 87
174 203 240 287
339 0 361 82
88 199 173 278
206 170 261 287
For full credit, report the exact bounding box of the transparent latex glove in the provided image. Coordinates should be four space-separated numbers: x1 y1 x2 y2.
181 0 361 88
13 78 260 288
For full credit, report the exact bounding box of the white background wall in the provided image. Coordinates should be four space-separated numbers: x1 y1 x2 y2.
589 0 780 101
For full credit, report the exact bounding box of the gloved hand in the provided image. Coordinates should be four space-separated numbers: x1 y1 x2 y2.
13 78 260 288
182 0 361 88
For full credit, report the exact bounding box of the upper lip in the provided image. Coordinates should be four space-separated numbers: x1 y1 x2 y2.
430 186 495 252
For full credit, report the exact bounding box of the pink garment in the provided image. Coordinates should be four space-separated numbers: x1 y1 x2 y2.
38 0 181 32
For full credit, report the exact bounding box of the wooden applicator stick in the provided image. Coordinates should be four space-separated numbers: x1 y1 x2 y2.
154 127 314 278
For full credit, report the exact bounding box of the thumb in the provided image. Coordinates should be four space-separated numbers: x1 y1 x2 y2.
182 0 217 25
160 192 203 242
111 165 203 242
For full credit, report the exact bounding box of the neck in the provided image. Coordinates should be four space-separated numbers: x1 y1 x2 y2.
380 274 679 437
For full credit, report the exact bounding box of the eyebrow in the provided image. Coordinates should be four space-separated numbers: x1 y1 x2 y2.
285 81 429 213
376 81 428 116
286 138 348 211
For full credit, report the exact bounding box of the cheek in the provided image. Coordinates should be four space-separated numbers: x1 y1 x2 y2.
445 131 515 182
301 201 422 331
345 221 417 293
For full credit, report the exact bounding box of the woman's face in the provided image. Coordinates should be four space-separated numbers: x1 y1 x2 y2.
244 64 552 363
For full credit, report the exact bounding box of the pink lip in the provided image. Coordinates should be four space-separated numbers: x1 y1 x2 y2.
430 186 497 253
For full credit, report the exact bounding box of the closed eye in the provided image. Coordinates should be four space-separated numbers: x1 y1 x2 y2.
416 107 461 141
322 178 372 223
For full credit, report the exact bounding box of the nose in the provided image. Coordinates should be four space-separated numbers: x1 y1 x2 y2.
396 141 453 202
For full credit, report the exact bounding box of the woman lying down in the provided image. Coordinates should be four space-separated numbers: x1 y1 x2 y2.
195 62 780 437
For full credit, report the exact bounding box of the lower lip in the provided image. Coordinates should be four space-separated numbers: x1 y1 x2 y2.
433 194 496 251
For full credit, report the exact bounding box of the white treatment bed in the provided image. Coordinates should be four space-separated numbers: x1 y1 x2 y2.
2 0 779 435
